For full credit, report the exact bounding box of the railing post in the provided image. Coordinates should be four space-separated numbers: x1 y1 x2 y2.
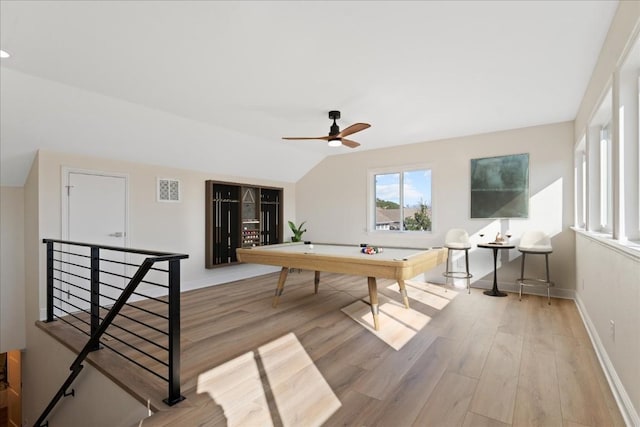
46 241 55 322
163 259 184 405
37 259 157 427
89 246 101 351
37 239 190 425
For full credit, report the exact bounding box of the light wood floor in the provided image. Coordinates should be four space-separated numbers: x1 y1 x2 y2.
39 270 625 427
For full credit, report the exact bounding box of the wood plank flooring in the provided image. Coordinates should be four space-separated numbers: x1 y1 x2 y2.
37 270 625 427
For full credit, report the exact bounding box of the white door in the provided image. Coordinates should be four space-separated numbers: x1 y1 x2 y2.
7 350 21 427
61 170 128 315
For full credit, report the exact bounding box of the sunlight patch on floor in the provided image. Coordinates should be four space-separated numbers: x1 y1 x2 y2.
342 296 432 350
196 351 273 426
391 280 457 310
258 333 342 427
196 333 341 427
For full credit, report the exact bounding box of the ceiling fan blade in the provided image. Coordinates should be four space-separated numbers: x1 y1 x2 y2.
341 138 360 148
282 136 330 141
337 123 370 138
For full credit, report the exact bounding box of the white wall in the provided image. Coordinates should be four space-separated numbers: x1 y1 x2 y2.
0 186 26 352
575 232 640 425
24 327 150 427
571 2 640 424
297 121 576 294
37 149 294 294
21 150 296 426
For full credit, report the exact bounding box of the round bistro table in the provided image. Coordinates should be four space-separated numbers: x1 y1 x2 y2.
477 242 515 297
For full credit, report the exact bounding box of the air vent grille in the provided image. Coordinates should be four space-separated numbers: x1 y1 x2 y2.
158 178 180 202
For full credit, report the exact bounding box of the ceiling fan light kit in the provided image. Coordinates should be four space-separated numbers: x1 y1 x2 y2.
282 110 370 149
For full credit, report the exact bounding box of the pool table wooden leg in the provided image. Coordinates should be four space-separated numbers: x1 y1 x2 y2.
272 267 289 308
367 277 380 331
314 271 320 294
398 279 410 308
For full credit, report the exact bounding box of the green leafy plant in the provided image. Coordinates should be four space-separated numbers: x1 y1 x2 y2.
288 220 307 242
404 202 432 231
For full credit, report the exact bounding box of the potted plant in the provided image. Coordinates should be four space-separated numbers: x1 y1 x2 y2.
288 221 307 242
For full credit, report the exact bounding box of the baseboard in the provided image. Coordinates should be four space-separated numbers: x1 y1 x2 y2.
435 278 576 300
575 294 639 427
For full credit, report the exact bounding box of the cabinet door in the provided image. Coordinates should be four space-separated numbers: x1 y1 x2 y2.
260 189 282 245
206 182 240 267
215 198 239 263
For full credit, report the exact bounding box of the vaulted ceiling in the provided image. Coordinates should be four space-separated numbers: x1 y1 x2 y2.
0 1 618 186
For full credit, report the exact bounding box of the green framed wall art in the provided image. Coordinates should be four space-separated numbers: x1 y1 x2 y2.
470 153 529 218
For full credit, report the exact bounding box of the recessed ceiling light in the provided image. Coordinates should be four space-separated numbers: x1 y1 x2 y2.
0 50 10 59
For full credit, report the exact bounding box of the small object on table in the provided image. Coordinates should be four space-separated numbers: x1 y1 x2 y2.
361 246 383 255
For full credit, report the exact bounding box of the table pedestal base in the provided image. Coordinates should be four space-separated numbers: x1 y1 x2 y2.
483 289 507 297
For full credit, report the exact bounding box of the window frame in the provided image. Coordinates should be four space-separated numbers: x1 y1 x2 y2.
574 137 587 229
572 26 639 252
367 163 434 234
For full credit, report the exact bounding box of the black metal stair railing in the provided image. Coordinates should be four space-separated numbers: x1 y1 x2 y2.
36 239 189 427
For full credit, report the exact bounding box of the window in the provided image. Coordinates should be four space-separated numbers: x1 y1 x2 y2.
583 86 612 233
371 167 432 232
637 75 640 239
574 138 587 229
581 152 587 227
600 125 613 231
573 30 639 247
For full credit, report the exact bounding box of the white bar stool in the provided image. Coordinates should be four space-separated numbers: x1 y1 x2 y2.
442 229 472 293
517 230 554 304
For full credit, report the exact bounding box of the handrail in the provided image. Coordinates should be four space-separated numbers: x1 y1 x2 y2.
43 238 190 258
36 239 189 427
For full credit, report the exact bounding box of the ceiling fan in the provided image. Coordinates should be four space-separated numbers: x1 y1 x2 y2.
282 110 370 148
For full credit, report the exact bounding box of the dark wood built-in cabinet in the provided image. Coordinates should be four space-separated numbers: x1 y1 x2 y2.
205 180 283 268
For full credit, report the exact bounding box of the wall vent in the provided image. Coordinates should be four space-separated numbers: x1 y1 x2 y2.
157 178 181 202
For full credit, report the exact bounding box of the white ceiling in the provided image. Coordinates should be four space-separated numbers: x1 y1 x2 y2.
0 1 618 186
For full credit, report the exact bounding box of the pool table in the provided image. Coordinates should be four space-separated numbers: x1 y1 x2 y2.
236 243 448 330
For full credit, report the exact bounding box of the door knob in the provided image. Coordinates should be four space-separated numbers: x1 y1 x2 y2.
109 232 124 237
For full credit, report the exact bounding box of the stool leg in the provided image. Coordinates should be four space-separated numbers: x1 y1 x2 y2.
545 253 551 305
519 253 525 301
464 248 470 294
